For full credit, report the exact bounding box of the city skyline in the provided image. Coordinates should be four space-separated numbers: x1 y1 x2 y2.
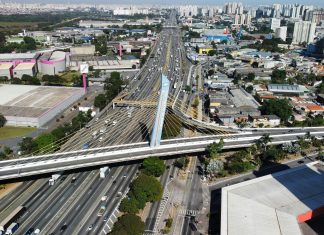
2 0 324 7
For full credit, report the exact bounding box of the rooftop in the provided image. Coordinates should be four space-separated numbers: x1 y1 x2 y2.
0 63 13 70
13 63 35 70
221 162 324 235
0 84 84 118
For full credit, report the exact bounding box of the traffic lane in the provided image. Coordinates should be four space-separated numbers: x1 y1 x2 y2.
78 167 131 234
50 170 113 235
91 165 138 235
145 160 173 231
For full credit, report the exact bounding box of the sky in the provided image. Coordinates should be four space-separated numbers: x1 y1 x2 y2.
10 0 324 6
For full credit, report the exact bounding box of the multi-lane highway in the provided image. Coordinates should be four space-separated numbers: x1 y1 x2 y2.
0 11 183 235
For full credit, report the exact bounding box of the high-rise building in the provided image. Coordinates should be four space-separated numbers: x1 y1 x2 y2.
224 2 243 15
179 5 198 17
234 14 251 26
270 18 281 31
275 26 287 41
292 21 316 44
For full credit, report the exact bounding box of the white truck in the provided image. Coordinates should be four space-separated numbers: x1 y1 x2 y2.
49 174 61 186
100 167 110 178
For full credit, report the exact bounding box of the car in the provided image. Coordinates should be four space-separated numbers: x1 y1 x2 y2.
71 177 77 183
122 175 127 178
101 196 108 201
189 222 198 231
34 229 41 234
298 160 304 164
24 228 34 235
112 180 117 184
60 224 68 232
87 224 94 231
103 215 109 222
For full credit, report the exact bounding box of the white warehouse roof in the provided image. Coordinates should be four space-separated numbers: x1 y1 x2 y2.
221 162 324 235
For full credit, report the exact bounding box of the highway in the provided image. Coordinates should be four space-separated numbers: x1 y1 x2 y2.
0 10 186 235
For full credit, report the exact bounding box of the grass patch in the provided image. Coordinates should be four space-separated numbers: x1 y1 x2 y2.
59 71 80 84
0 126 36 140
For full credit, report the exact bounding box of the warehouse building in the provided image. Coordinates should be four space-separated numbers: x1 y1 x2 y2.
38 51 66 75
221 161 324 235
0 63 13 78
0 84 85 127
12 63 36 78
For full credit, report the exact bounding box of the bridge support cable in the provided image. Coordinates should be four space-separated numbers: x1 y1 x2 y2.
150 74 170 148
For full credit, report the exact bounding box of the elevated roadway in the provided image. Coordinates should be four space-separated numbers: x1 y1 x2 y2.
0 128 323 180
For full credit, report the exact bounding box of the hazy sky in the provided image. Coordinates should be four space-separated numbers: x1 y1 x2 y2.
12 0 324 7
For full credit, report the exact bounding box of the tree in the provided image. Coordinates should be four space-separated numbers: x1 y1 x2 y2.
245 73 255 82
256 134 272 151
260 99 292 122
282 142 301 154
21 74 40 85
34 133 57 153
23 36 37 50
174 157 189 169
207 50 216 56
142 157 166 177
245 85 253 93
185 85 191 93
206 159 224 176
0 114 6 127
131 173 162 203
111 214 145 235
19 137 37 155
192 97 199 108
271 69 286 84
119 197 139 214
259 146 286 163
207 139 224 159
94 94 107 110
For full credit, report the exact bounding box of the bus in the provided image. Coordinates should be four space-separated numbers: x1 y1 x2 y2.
0 206 26 233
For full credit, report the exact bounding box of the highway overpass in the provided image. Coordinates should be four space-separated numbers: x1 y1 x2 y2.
0 128 323 180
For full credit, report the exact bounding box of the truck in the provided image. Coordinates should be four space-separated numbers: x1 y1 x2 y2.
100 167 110 179
97 205 106 217
49 174 61 186
5 223 19 235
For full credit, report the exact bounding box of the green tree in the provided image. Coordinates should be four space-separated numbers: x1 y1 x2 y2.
271 69 286 83
51 125 67 140
19 137 37 154
111 214 145 235
119 197 139 214
207 50 216 56
260 99 292 122
23 36 37 50
192 97 199 108
142 157 166 177
256 134 272 151
94 35 108 55
104 72 123 102
131 173 163 203
245 85 253 93
174 157 189 169
245 73 255 82
34 133 57 153
0 113 6 127
94 94 107 110
185 85 192 92
207 139 224 159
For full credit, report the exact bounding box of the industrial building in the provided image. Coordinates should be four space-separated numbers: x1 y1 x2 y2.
221 161 324 235
12 63 36 78
0 84 85 127
0 63 13 78
38 51 66 75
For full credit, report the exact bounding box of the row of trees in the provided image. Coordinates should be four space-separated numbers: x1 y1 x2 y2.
0 114 6 128
18 111 92 155
112 157 165 234
205 132 324 177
